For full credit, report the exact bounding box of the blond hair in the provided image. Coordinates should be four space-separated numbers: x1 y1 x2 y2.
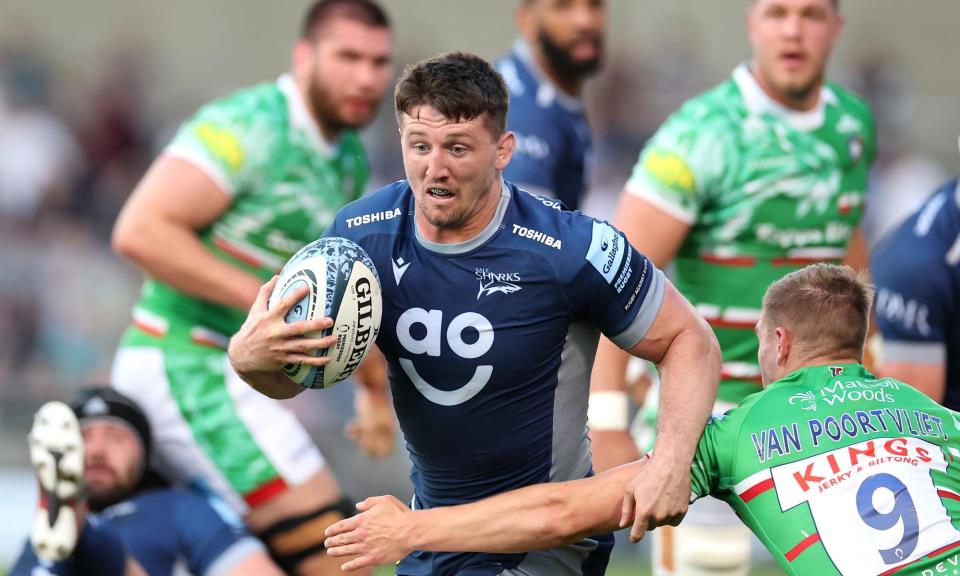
762 264 874 360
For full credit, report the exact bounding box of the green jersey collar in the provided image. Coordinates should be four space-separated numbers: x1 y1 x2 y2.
774 363 871 390
733 63 838 132
277 74 337 158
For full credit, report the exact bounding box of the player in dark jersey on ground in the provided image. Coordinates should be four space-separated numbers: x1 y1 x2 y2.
496 0 604 211
324 264 960 576
228 52 721 576
873 169 960 409
12 386 280 576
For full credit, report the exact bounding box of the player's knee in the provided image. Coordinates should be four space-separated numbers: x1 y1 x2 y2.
655 524 752 576
254 497 357 574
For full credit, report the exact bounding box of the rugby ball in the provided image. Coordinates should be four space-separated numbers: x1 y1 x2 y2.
268 237 382 389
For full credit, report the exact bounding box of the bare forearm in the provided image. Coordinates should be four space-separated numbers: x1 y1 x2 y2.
405 464 641 554
353 346 389 394
235 369 302 399
654 323 720 463
114 217 261 310
591 336 631 393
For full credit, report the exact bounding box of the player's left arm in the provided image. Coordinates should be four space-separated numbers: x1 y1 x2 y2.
324 459 648 571
346 346 396 457
619 279 721 536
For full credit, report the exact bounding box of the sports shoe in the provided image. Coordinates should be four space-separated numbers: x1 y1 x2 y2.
28 401 84 562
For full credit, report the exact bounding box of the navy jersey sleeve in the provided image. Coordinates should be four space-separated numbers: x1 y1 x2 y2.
565 218 666 349
174 491 265 576
11 516 127 576
873 245 953 365
871 186 956 366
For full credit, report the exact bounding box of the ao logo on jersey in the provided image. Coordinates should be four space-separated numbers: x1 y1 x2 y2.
396 309 494 406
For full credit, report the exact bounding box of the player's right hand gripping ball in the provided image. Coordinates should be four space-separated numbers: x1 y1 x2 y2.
268 237 382 389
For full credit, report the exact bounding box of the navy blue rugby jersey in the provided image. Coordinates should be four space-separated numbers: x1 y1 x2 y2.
496 40 592 211
326 179 664 575
13 488 262 576
872 177 960 409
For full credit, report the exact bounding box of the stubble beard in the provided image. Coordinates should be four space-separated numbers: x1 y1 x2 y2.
307 74 357 134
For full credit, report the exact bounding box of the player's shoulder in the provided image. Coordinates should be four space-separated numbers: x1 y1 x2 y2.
194 79 286 125
507 184 635 277
495 47 537 103
656 77 744 140
330 179 411 238
874 178 960 270
824 81 875 123
507 183 589 253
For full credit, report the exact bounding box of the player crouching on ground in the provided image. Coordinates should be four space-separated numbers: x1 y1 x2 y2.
324 264 960 576
12 387 281 576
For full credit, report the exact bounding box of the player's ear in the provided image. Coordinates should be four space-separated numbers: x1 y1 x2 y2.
292 39 314 79
495 131 516 171
775 326 792 366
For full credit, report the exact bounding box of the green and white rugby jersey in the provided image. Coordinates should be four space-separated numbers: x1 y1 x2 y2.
626 65 875 404
692 364 960 575
123 75 369 347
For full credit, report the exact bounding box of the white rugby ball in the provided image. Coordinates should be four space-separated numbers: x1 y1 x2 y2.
268 237 382 389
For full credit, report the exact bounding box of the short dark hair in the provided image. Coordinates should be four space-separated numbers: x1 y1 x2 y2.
762 264 874 361
301 0 390 40
394 52 509 137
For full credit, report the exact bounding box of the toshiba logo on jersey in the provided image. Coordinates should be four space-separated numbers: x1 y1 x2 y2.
511 224 562 249
475 268 521 300
345 208 402 228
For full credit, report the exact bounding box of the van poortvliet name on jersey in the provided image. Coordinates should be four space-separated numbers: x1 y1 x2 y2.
345 208 402 229
754 220 852 249
752 407 946 464
511 224 562 249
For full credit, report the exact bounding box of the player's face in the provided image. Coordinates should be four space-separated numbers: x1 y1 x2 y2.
82 421 144 511
400 106 515 239
747 0 842 108
299 18 392 133
524 0 605 81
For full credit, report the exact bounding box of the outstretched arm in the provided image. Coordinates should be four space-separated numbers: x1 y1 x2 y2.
324 459 648 571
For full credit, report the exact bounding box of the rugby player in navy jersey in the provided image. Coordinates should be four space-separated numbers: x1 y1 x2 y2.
873 163 960 409
12 387 280 576
229 52 720 575
496 0 604 211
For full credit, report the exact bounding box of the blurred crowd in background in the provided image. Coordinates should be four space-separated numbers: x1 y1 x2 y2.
0 0 957 537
